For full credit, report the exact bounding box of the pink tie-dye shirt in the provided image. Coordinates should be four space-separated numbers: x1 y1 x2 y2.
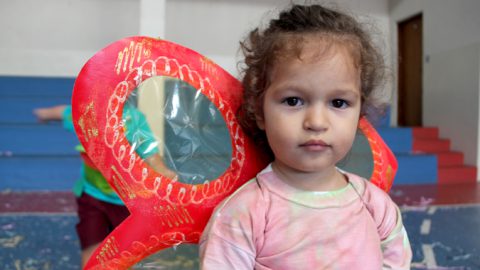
200 165 412 269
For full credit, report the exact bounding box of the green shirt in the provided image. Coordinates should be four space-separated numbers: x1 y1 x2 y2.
63 104 159 205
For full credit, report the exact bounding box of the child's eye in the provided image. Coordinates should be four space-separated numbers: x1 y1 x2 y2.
331 99 349 109
282 97 303 107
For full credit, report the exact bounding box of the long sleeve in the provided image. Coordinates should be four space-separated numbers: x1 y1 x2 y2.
380 206 412 269
363 181 412 270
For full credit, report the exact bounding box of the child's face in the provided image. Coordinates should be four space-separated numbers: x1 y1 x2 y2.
257 42 361 181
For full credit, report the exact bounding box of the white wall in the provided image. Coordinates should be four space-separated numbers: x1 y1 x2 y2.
139 0 166 38
164 0 280 77
0 0 390 80
165 0 391 80
389 0 480 175
0 0 139 77
424 44 480 169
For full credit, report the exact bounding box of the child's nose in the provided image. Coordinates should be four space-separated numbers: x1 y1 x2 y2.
303 105 328 131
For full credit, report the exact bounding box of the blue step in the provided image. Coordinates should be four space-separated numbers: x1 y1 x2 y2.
0 75 440 191
0 76 79 192
377 127 413 153
374 127 439 185
394 153 438 184
0 124 78 156
0 156 81 191
0 96 72 124
0 76 75 97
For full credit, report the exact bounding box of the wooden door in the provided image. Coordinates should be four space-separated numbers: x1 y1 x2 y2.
398 14 423 126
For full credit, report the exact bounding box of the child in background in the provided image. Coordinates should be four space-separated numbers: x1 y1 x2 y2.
200 4 412 269
34 104 176 268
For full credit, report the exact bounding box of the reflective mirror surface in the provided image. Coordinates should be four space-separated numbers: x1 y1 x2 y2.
337 131 374 179
124 76 232 185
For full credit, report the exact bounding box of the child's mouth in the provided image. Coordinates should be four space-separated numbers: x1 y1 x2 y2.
300 139 330 150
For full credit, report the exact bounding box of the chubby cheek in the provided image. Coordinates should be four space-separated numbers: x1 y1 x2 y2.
342 131 357 152
262 118 291 152
265 131 290 163
336 124 359 158
263 120 285 144
258 102 281 132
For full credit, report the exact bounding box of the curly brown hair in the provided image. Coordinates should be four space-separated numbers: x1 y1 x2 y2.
238 4 385 154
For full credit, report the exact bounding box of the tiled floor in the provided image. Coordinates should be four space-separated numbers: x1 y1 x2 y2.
1 183 479 269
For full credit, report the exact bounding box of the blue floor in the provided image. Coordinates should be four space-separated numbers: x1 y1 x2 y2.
1 205 479 269
405 205 480 269
0 213 199 269
0 214 80 269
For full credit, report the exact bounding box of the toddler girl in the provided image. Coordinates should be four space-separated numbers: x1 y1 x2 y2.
200 3 412 269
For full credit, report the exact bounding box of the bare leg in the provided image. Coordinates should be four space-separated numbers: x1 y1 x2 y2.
81 243 100 269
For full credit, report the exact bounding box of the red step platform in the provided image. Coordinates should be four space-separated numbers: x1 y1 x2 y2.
412 127 477 184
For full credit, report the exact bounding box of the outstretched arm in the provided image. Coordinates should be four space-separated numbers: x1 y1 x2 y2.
33 105 68 122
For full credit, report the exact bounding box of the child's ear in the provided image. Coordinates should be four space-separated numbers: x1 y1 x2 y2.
255 114 265 130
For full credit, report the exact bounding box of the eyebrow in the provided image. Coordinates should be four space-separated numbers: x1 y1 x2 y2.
269 82 361 99
330 89 361 98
